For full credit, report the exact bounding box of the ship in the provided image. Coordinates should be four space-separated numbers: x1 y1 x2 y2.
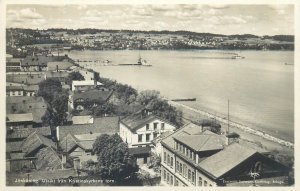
231 54 245 59
118 54 152 66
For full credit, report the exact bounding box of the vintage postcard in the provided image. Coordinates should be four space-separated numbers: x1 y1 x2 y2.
1 0 299 190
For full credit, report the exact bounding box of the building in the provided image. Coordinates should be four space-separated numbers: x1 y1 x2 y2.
47 61 74 72
119 110 177 148
6 96 48 127
6 113 34 129
72 80 96 91
160 123 290 187
56 116 120 168
20 54 70 72
6 73 45 85
69 89 113 111
6 85 39 97
6 58 22 72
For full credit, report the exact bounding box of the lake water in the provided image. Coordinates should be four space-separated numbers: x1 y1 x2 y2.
67 50 294 142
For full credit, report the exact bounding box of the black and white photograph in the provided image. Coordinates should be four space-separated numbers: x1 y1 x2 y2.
2 0 299 188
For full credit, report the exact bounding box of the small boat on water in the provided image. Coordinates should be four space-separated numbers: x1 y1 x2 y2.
118 54 152 66
231 55 245 59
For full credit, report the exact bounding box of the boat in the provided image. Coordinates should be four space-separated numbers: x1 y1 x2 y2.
231 55 245 59
118 54 152 66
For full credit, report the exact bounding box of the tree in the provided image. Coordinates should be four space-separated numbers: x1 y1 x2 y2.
136 90 160 106
67 71 85 84
93 134 138 182
38 78 62 103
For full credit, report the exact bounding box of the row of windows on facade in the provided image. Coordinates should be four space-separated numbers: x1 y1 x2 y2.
163 169 212 187
138 132 159 142
146 122 165 131
176 141 197 163
163 151 213 186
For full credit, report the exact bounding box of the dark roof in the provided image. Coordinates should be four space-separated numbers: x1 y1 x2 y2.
6 141 23 152
6 86 24 91
45 71 70 78
35 147 61 170
73 89 113 103
58 116 120 140
59 133 85 153
129 146 151 155
21 55 68 67
174 134 224 152
199 143 257 179
6 126 51 139
121 112 177 132
20 131 56 157
6 84 39 92
47 61 74 71
6 73 45 85
6 96 48 123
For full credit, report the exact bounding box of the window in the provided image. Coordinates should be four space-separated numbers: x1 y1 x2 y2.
161 123 165 130
170 157 173 167
183 164 187 178
192 172 195 183
190 151 193 159
138 134 143 142
175 179 179 186
176 161 179 172
180 163 183 174
163 152 166 163
146 133 150 142
163 170 166 181
167 155 170 165
187 149 190 157
209 184 212 187
170 176 173 185
153 132 158 139
184 147 186 155
179 144 182 152
198 177 202 186
153 123 157 130
204 180 207 187
176 142 179 150
154 123 158 130
188 169 191 180
167 173 170 183
146 124 150 130
193 153 196 162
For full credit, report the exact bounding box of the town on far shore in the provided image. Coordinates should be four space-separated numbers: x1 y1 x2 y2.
5 28 294 187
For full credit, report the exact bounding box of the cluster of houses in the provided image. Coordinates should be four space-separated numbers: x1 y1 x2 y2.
6 53 291 186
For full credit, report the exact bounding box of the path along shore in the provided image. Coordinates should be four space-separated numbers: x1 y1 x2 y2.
168 100 294 149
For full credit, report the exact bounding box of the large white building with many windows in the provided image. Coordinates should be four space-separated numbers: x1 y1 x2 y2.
160 123 290 187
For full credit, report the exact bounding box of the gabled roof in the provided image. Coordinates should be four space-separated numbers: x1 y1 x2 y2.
174 134 224 152
6 113 34 123
58 116 119 140
6 141 23 152
73 89 113 103
21 131 56 157
199 143 257 179
21 55 67 67
35 147 61 170
120 112 177 132
59 133 85 153
6 126 51 139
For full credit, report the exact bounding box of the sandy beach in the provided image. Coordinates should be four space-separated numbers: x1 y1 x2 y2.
169 101 294 157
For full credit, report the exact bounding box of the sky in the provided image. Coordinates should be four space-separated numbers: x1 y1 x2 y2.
6 4 294 36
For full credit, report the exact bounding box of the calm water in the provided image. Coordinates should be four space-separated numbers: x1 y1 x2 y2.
67 50 294 142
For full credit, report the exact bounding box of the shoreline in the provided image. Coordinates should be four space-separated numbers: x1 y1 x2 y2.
168 100 294 149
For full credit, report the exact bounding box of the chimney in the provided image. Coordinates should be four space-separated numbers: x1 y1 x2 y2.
225 132 240 145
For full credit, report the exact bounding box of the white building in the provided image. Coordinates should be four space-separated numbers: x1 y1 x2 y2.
119 110 177 148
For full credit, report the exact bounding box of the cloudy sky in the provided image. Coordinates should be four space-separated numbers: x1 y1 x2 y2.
6 4 294 35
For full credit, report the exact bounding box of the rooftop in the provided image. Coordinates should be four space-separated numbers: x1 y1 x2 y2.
199 143 257 179
47 61 74 71
21 55 68 67
73 89 113 103
6 126 51 139
129 146 151 155
58 116 120 140
72 115 94 125
72 80 95 86
6 113 34 123
6 96 48 123
121 111 176 132
174 134 224 152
